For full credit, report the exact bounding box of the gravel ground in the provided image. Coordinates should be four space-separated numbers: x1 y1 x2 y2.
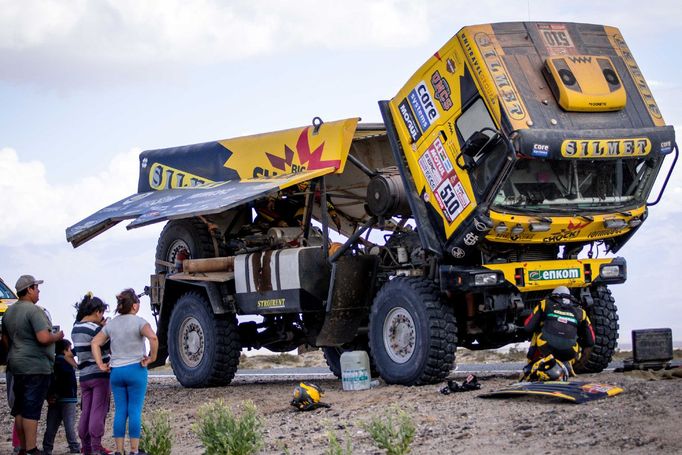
1 365 681 454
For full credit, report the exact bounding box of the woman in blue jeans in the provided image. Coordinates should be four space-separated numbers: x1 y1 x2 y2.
92 289 158 455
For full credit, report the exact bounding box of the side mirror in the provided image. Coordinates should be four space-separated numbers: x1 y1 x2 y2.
457 128 501 170
461 131 491 158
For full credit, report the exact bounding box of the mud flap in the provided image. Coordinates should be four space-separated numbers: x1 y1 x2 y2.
315 255 379 346
478 381 623 404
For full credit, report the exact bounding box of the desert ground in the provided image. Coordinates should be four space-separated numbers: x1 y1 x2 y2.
1 350 681 454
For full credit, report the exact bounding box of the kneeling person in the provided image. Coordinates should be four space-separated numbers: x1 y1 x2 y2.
524 286 595 368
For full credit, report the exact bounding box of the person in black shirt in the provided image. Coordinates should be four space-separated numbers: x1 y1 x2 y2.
42 339 80 454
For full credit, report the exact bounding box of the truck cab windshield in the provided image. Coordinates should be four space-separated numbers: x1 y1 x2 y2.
492 156 658 212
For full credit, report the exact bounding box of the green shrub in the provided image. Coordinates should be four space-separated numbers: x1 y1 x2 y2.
193 399 263 455
140 409 172 455
361 408 415 455
325 426 352 455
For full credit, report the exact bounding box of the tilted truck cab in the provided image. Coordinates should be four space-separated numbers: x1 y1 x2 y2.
67 22 676 387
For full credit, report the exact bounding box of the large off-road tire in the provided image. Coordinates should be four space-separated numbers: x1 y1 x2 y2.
155 219 217 273
574 285 619 374
368 277 457 385
322 337 379 379
168 291 240 388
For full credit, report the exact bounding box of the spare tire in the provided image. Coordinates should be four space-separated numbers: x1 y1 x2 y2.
155 219 217 273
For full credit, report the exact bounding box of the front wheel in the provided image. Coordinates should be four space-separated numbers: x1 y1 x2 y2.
369 277 457 385
322 336 379 379
574 285 619 373
168 291 240 387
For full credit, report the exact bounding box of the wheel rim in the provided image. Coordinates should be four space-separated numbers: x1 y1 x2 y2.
167 239 191 263
178 315 204 368
383 307 416 364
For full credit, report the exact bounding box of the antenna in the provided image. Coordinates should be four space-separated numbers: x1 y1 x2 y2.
527 0 531 21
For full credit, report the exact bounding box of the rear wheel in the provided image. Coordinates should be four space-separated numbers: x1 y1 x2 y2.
168 291 240 387
574 285 619 373
368 277 457 385
155 219 217 273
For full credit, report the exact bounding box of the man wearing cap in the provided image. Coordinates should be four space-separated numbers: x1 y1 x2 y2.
1 275 64 455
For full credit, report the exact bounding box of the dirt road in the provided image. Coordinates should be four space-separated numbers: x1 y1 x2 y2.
1 365 681 454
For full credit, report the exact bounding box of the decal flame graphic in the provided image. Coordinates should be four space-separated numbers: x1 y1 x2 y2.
266 128 340 172
567 220 591 230
224 126 342 179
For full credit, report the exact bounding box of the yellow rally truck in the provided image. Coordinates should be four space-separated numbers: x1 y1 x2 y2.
67 22 676 387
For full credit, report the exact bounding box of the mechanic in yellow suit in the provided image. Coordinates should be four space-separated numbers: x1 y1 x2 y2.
523 286 596 367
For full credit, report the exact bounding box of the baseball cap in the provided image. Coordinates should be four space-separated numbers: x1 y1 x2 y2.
15 275 44 293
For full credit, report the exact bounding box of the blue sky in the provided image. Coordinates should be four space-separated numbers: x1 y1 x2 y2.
1 0 680 347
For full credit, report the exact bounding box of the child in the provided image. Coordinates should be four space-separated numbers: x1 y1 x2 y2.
42 339 81 455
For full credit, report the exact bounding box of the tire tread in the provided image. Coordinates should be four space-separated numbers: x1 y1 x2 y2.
170 291 240 388
574 286 619 374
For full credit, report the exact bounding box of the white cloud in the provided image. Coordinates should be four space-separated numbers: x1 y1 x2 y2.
3 0 680 89
0 0 427 65
0 0 432 88
0 146 146 245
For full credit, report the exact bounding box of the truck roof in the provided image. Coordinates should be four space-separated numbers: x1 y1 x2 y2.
456 22 665 132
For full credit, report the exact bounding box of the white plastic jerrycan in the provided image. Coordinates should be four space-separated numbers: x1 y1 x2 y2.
340 350 371 391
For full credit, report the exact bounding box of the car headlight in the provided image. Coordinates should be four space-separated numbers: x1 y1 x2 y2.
474 272 499 286
600 265 621 278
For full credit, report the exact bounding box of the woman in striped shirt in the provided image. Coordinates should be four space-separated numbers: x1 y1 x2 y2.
72 294 111 455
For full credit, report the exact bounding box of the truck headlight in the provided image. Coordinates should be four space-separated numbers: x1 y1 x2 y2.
474 272 500 286
600 265 621 278
603 218 627 229
529 222 551 232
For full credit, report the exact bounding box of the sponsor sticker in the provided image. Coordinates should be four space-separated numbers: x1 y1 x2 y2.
257 298 286 308
434 175 470 223
474 32 526 120
431 71 453 111
408 81 440 132
567 220 590 230
418 150 439 191
531 143 550 158
149 162 215 190
446 58 457 74
537 23 576 55
561 137 651 158
528 268 581 281
463 232 479 246
418 138 454 191
451 247 465 258
661 140 673 154
473 218 489 232
398 98 422 142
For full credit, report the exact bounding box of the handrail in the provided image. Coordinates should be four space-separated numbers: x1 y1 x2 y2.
647 143 678 206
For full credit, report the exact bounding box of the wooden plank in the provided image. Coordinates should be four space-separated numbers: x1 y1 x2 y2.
168 272 235 283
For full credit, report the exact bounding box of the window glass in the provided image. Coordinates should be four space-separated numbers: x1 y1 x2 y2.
0 281 16 299
455 98 507 197
456 98 496 142
493 157 658 212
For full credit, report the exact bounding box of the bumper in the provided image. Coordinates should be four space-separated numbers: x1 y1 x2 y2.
440 257 626 293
